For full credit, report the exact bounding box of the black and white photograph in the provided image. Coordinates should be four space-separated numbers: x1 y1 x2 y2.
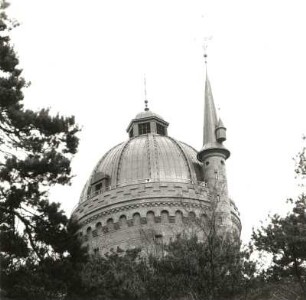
1 1 306 299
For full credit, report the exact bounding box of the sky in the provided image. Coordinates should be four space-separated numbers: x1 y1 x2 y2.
7 0 306 242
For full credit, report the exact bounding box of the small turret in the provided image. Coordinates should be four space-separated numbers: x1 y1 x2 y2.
215 118 227 143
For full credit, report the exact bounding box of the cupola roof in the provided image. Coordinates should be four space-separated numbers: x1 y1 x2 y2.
134 110 166 122
126 108 169 138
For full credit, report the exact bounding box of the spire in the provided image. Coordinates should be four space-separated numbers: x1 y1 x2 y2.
203 74 219 146
197 47 230 161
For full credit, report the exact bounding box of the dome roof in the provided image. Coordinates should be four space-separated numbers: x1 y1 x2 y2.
134 110 165 121
79 134 203 203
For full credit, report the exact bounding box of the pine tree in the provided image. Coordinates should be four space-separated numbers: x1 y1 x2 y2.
252 197 306 297
0 1 83 298
251 142 306 298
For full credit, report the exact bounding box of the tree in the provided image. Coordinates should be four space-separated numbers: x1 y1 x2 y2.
79 248 146 300
251 142 306 298
77 234 255 300
145 233 256 300
252 197 306 297
0 1 83 298
77 181 255 300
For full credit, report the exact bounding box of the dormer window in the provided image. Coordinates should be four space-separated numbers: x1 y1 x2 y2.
89 172 110 197
138 122 151 135
102 177 110 189
129 128 134 138
156 123 165 135
95 182 102 191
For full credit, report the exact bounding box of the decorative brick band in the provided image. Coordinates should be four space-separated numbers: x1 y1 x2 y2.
80 199 210 225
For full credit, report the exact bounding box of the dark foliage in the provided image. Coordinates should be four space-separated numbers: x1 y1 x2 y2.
0 2 86 298
252 196 306 298
251 143 306 299
78 235 255 300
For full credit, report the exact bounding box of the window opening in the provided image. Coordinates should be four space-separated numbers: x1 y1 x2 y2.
133 213 141 225
155 234 163 244
95 182 102 191
138 122 151 135
175 210 183 223
129 128 134 138
156 123 165 135
161 210 169 223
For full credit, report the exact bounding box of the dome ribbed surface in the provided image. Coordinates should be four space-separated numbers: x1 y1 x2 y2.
134 110 164 120
79 134 203 203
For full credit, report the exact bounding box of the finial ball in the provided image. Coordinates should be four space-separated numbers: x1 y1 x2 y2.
144 99 149 111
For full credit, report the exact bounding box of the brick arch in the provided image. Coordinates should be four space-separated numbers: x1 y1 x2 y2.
175 210 183 223
188 211 196 219
146 211 155 225
161 210 169 223
96 222 102 233
86 226 92 239
133 212 141 226
119 215 128 228
200 213 208 224
107 218 114 231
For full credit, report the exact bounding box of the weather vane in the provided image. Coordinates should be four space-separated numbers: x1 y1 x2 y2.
144 74 149 111
203 36 213 64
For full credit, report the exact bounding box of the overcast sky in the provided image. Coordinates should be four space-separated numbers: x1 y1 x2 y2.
7 0 306 242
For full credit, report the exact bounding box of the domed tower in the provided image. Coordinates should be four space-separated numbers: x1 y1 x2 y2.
72 74 241 256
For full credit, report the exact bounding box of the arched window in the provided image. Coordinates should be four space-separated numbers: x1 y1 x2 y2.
96 222 102 234
86 226 92 238
119 215 127 228
189 211 196 220
133 213 141 226
175 210 183 223
161 210 169 223
200 214 208 226
147 211 155 225
107 218 114 231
